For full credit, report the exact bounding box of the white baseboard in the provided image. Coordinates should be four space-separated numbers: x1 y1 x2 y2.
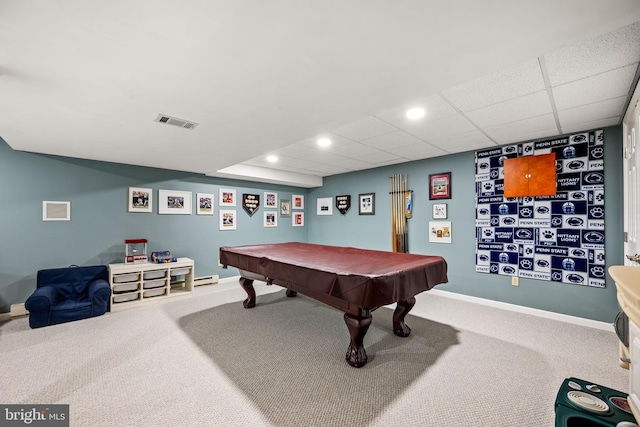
429 289 613 331
0 312 10 322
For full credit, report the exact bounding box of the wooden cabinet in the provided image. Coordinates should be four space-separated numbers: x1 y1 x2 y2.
629 320 640 418
610 265 640 421
108 257 194 312
503 153 556 198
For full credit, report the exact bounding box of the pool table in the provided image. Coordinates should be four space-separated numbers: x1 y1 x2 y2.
220 242 448 368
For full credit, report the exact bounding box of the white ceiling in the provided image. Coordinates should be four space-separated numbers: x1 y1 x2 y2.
2 1 640 188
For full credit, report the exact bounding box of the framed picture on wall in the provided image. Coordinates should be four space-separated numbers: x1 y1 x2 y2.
433 203 447 219
264 192 278 208
358 193 375 215
293 194 304 209
158 190 192 215
219 209 237 230
196 193 214 215
316 197 333 215
128 187 152 213
280 199 291 217
429 172 452 200
264 210 277 227
219 188 236 206
429 221 452 244
292 212 304 226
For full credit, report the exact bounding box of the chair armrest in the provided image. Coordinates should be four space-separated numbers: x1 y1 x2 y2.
25 286 60 311
87 279 110 297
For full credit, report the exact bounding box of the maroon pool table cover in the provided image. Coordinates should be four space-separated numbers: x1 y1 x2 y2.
219 242 448 308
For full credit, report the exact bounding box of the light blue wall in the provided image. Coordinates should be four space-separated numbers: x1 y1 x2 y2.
0 125 625 322
308 126 624 323
0 138 307 313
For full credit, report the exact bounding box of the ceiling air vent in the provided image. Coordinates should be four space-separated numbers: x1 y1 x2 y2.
154 114 198 130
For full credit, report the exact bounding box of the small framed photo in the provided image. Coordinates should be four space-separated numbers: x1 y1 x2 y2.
316 197 333 215
358 193 375 215
219 209 237 230
264 192 278 208
429 172 452 200
280 199 291 217
433 203 447 219
196 193 214 215
158 190 192 215
292 212 304 226
429 221 452 244
293 194 304 210
219 188 236 207
128 187 152 213
264 210 277 227
43 201 71 221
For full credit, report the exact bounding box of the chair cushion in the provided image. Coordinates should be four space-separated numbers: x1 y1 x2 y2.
37 265 108 299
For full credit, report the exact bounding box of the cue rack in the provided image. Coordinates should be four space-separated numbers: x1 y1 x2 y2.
390 174 411 253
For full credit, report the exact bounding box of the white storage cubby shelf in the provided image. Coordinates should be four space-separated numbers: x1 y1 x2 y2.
108 257 194 312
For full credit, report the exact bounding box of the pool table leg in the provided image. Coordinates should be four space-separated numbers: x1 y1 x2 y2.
393 296 416 337
239 277 256 308
344 313 372 368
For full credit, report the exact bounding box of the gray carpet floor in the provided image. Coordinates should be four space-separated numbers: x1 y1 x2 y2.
0 279 630 426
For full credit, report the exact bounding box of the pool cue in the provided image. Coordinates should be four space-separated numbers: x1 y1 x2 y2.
390 174 409 253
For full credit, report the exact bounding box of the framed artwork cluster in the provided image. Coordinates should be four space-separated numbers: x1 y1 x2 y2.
127 186 304 230
312 193 376 216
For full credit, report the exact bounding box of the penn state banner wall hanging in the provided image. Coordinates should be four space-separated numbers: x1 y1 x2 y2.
475 130 605 287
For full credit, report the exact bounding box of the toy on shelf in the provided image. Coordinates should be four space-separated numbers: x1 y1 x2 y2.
125 239 148 264
151 251 177 263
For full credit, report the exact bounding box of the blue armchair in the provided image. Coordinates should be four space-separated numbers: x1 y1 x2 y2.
25 265 111 328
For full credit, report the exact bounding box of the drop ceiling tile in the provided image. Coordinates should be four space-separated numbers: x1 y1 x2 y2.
445 140 499 154
429 130 495 153
331 142 382 158
406 113 477 141
302 163 351 175
441 59 546 112
484 114 558 144
360 130 425 150
374 94 459 128
357 149 404 164
275 157 324 170
301 151 355 165
331 157 378 170
272 143 314 158
330 116 397 141
392 143 448 160
562 117 621 134
466 90 553 128
552 64 637 110
557 96 627 128
544 21 640 86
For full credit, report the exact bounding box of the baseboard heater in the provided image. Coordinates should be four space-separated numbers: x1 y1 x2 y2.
193 275 218 287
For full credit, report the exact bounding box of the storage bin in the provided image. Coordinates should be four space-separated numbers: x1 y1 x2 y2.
113 282 138 293
143 270 166 280
170 267 191 276
113 273 139 283
144 288 166 298
143 278 166 289
113 292 139 303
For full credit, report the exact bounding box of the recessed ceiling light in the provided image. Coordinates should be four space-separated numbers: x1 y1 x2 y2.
317 138 331 147
406 107 426 120
266 155 278 163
